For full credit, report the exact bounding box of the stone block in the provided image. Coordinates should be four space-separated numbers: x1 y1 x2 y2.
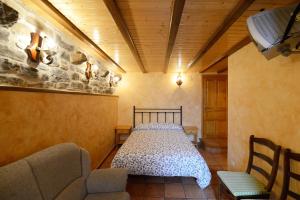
0 75 25 86
41 74 49 81
36 63 50 71
49 58 59 68
76 67 85 75
70 51 87 65
92 87 99 93
55 82 69 89
19 66 39 78
0 59 19 73
51 68 70 82
0 44 26 62
71 81 84 90
43 81 54 88
71 72 80 81
0 2 19 28
0 28 9 41
56 36 74 52
89 80 99 87
60 60 69 70
60 51 70 62
105 87 114 94
27 82 44 88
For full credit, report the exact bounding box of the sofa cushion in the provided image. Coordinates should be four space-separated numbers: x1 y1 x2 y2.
0 159 43 200
85 192 130 200
25 143 82 200
55 177 87 200
81 148 91 178
87 168 128 193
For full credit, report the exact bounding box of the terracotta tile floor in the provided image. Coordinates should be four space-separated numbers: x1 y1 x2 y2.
100 147 232 200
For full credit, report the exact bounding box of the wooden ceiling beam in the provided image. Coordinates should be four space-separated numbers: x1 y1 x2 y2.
37 0 126 73
164 0 186 73
218 68 228 74
201 56 228 73
187 0 255 71
103 0 147 73
200 36 251 73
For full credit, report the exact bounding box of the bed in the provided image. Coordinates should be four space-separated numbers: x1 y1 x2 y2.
111 107 211 189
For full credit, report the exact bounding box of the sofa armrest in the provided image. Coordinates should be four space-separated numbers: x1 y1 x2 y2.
86 168 128 194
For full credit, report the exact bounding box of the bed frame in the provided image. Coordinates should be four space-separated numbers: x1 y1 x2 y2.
133 106 182 128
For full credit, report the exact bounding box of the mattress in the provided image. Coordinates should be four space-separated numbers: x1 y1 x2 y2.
111 128 211 188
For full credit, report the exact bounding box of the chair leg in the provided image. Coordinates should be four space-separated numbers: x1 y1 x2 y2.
218 182 222 200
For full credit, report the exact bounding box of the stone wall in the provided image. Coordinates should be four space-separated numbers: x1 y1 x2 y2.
0 0 117 95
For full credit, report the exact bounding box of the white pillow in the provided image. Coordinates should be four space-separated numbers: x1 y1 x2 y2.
134 123 183 131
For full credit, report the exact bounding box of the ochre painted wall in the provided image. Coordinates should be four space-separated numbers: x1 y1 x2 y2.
116 72 202 138
0 90 118 169
228 43 300 198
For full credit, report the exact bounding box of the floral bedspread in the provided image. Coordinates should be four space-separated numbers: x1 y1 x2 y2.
111 129 211 188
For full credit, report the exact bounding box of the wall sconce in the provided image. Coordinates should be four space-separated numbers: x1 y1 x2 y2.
26 32 43 63
109 75 122 87
17 32 57 66
85 62 92 82
176 73 183 87
101 70 110 78
40 50 56 65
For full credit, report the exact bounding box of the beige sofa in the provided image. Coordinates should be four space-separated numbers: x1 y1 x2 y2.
0 143 130 200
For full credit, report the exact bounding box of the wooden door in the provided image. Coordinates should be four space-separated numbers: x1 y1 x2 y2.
202 75 227 144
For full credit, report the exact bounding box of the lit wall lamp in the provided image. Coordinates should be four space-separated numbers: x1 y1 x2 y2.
26 32 43 63
17 32 57 66
85 62 92 83
39 35 56 65
110 75 122 87
176 73 183 87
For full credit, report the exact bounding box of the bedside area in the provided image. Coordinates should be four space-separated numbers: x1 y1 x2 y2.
183 126 198 146
115 125 132 146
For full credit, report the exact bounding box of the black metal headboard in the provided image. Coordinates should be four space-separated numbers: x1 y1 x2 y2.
133 106 182 128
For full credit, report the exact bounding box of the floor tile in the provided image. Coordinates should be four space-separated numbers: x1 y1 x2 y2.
203 185 217 199
164 176 181 183
144 183 164 197
165 183 185 198
128 175 145 183
101 148 229 200
183 184 206 199
127 183 146 197
186 199 206 200
145 176 164 183
131 197 144 200
181 177 197 185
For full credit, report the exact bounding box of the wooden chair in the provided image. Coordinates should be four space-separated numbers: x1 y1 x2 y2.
217 135 281 200
280 149 300 200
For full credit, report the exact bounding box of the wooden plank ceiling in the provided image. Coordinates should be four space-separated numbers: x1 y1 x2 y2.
187 0 299 73
44 0 298 73
47 0 141 72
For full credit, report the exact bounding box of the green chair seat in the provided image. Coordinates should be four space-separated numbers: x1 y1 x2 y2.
217 171 269 197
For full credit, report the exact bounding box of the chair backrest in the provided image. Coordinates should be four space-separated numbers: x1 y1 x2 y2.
280 149 300 200
246 135 281 192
